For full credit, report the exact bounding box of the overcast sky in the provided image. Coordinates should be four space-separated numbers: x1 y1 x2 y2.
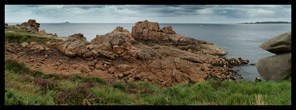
5 5 291 23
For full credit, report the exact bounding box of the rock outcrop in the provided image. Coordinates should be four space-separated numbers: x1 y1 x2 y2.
5 20 250 86
92 26 136 44
53 33 89 57
90 26 135 58
132 20 227 56
20 19 40 33
132 20 204 45
256 32 291 81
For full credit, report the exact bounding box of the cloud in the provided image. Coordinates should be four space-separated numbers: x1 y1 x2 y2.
5 5 291 23
196 8 213 14
246 9 274 17
219 11 228 14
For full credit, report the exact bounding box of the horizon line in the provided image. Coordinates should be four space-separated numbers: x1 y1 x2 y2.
4 22 256 24
6 21 290 24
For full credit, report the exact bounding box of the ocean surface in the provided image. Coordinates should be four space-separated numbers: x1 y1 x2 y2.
8 23 291 81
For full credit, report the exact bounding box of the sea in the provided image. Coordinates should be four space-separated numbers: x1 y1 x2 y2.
7 23 291 81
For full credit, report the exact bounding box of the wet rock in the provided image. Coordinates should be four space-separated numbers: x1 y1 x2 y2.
225 57 249 67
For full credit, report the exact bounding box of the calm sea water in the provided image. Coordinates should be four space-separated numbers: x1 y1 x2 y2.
8 23 291 81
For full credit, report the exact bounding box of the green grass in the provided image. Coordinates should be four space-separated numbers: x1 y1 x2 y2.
4 59 291 105
5 26 56 44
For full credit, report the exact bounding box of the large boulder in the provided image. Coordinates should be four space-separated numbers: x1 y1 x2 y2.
131 20 165 40
49 27 139 59
92 26 135 44
54 33 89 57
91 26 134 57
20 19 40 33
132 20 190 42
131 20 213 46
256 53 291 80
260 32 291 54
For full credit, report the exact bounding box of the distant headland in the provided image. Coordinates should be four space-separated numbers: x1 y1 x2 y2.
63 21 70 23
241 21 290 24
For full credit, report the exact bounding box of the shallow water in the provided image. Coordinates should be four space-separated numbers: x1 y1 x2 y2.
7 23 291 81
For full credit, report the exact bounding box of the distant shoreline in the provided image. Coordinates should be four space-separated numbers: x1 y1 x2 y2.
241 21 291 24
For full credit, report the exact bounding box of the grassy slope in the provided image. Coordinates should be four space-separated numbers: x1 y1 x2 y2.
5 26 56 43
4 27 291 105
4 60 291 105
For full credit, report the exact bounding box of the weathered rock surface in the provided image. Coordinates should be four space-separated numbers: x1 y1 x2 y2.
256 32 291 81
260 32 291 54
20 19 40 33
132 20 227 56
91 26 136 58
5 20 250 86
131 20 206 44
51 33 89 57
92 26 136 44
256 53 291 80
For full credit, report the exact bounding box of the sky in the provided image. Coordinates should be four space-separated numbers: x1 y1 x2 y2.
5 5 291 23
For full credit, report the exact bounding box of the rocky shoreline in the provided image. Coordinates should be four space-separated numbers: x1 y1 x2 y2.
5 19 249 86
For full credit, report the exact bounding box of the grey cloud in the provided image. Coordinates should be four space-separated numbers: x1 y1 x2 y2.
5 5 291 23
64 5 106 9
